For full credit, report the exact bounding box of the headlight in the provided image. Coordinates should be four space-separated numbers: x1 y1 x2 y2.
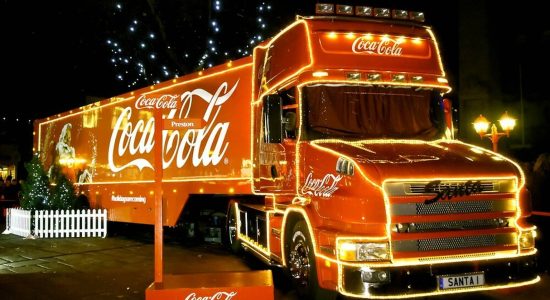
519 230 536 250
338 241 389 261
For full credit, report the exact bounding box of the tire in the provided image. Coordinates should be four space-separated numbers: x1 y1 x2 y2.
286 220 337 300
226 201 242 253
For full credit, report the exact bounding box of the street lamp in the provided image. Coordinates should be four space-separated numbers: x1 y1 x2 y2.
473 111 517 153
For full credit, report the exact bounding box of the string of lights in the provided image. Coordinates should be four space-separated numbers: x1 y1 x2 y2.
0 116 33 124
105 1 274 89
106 2 176 88
198 1 272 69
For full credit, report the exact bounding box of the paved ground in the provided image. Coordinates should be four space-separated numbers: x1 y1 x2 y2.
1 221 549 300
0 223 279 300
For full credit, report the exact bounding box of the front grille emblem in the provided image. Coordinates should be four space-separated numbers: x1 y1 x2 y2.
424 180 484 205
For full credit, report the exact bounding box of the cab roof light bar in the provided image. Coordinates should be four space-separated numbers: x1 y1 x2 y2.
315 3 425 22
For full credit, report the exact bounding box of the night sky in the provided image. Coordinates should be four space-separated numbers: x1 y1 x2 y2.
1 0 460 119
1 0 549 165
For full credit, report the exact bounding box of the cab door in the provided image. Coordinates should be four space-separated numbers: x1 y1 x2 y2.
253 90 297 193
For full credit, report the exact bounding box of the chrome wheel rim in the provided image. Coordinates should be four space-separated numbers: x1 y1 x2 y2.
289 238 310 286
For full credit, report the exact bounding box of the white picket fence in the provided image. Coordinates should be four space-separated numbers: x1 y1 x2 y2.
4 208 107 238
4 208 32 238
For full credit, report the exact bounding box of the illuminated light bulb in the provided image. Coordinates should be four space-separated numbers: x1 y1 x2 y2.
229 187 235 194
345 32 355 39
499 111 516 132
327 32 337 39
381 35 390 42
413 37 422 44
172 189 177 193
473 115 490 135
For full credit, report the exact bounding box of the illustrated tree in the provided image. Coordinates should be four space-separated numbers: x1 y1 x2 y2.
20 155 51 210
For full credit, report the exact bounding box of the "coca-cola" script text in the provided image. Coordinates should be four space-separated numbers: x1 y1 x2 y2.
352 37 403 56
301 172 343 197
108 81 239 172
184 291 237 300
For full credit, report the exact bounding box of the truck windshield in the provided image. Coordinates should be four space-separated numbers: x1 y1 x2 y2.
302 84 446 141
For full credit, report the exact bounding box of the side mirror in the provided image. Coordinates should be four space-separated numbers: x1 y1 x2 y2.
263 95 283 143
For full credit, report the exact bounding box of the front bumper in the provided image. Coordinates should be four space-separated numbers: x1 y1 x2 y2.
340 254 539 298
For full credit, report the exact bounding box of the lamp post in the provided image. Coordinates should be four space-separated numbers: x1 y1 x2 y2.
472 112 517 153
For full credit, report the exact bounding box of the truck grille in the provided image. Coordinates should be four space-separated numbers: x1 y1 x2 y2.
386 179 519 259
392 199 516 216
393 218 509 233
393 233 516 252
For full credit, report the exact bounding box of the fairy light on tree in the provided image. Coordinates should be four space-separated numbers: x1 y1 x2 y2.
20 155 51 210
199 1 273 68
105 2 182 89
105 1 278 85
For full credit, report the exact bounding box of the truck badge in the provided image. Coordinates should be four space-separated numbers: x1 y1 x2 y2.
424 180 484 204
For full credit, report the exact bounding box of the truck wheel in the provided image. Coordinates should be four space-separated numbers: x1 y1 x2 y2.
287 220 336 300
226 202 242 253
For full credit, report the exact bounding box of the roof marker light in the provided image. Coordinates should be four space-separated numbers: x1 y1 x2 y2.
392 74 406 82
374 8 391 18
355 6 373 16
411 76 424 83
392 10 409 19
410 11 425 22
316 3 334 14
367 73 381 81
346 72 361 80
336 5 353 15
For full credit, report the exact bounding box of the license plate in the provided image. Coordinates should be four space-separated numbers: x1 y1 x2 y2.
438 272 485 290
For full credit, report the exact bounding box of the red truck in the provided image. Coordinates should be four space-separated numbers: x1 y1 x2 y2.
34 4 538 299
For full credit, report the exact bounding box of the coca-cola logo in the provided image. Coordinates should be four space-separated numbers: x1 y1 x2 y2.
184 291 237 300
135 94 179 109
108 81 238 172
352 37 403 56
301 172 343 197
